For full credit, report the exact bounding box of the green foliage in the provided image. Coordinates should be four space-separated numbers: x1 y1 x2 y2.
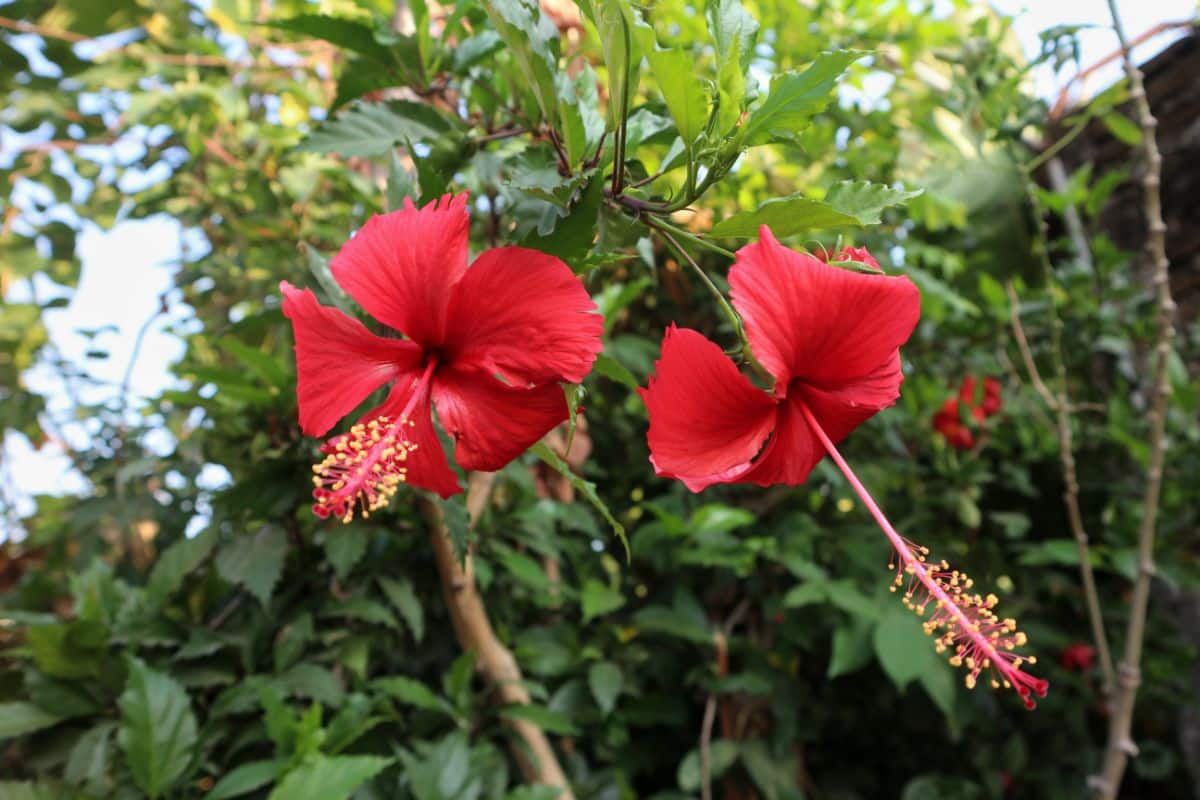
117 659 199 797
3 0 1199 798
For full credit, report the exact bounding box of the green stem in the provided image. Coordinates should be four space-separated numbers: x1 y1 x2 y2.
648 219 744 343
652 218 735 258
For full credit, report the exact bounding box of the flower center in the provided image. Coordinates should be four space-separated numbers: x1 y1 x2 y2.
310 359 436 523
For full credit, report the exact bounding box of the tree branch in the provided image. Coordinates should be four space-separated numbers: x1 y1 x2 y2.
420 475 575 798
1092 2 1178 796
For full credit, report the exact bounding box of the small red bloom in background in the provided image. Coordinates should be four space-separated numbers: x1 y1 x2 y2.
934 375 1003 450
641 227 1048 708
281 193 602 520
1061 642 1096 672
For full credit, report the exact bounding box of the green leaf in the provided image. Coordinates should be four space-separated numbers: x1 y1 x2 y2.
298 100 452 157
587 661 623 714
207 759 284 800
592 352 639 390
453 31 503 71
711 196 856 238
218 337 289 386
64 721 115 791
530 442 627 558
521 173 604 264
497 549 554 593
375 676 455 716
387 150 415 210
645 48 708 149
824 180 924 225
1019 539 1088 567
323 525 372 580
580 578 625 622
216 526 289 606
919 663 957 719
26 621 106 679
0 702 63 740
267 755 391 800
499 703 579 735
739 50 863 146
677 740 740 791
378 576 424 642
266 15 397 68
593 0 638 129
117 658 199 798
145 527 218 608
873 605 936 690
828 617 875 677
441 496 473 564
0 782 60 800
301 244 356 316
901 774 983 800
739 739 802 800
484 0 561 122
275 663 346 708
634 605 711 644
1101 112 1141 146
707 0 758 135
711 180 921 238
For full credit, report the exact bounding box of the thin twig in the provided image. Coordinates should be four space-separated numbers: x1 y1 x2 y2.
1092 2 1177 796
648 221 745 344
1011 185 1118 701
699 599 752 800
1005 282 1059 411
699 693 718 800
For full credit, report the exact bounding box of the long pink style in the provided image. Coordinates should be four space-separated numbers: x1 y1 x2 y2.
797 402 1049 709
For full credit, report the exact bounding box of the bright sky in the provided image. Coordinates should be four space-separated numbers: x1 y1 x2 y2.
1 0 1196 537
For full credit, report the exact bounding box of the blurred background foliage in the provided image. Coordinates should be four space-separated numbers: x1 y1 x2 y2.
1 0 1199 798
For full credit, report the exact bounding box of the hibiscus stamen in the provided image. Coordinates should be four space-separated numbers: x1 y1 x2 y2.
796 402 1048 709
310 360 435 523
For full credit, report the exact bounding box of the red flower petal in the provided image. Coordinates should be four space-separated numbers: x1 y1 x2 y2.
737 395 824 486
729 226 920 390
362 371 461 499
442 246 603 386
280 281 422 437
639 326 777 492
330 193 469 348
735 353 901 487
796 351 905 444
432 366 569 471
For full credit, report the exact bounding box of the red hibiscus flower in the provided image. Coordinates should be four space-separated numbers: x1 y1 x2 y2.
641 227 919 490
1061 642 1096 672
934 376 1003 450
641 227 1047 708
281 193 603 520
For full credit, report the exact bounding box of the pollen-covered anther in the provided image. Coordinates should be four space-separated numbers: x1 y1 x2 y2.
886 538 1048 709
310 415 416 524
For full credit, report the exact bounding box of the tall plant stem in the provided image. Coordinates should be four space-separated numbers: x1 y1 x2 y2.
1092 2 1177 796
420 474 575 798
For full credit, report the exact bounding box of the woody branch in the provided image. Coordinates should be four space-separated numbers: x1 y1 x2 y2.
1091 2 1178 796
420 473 575 798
